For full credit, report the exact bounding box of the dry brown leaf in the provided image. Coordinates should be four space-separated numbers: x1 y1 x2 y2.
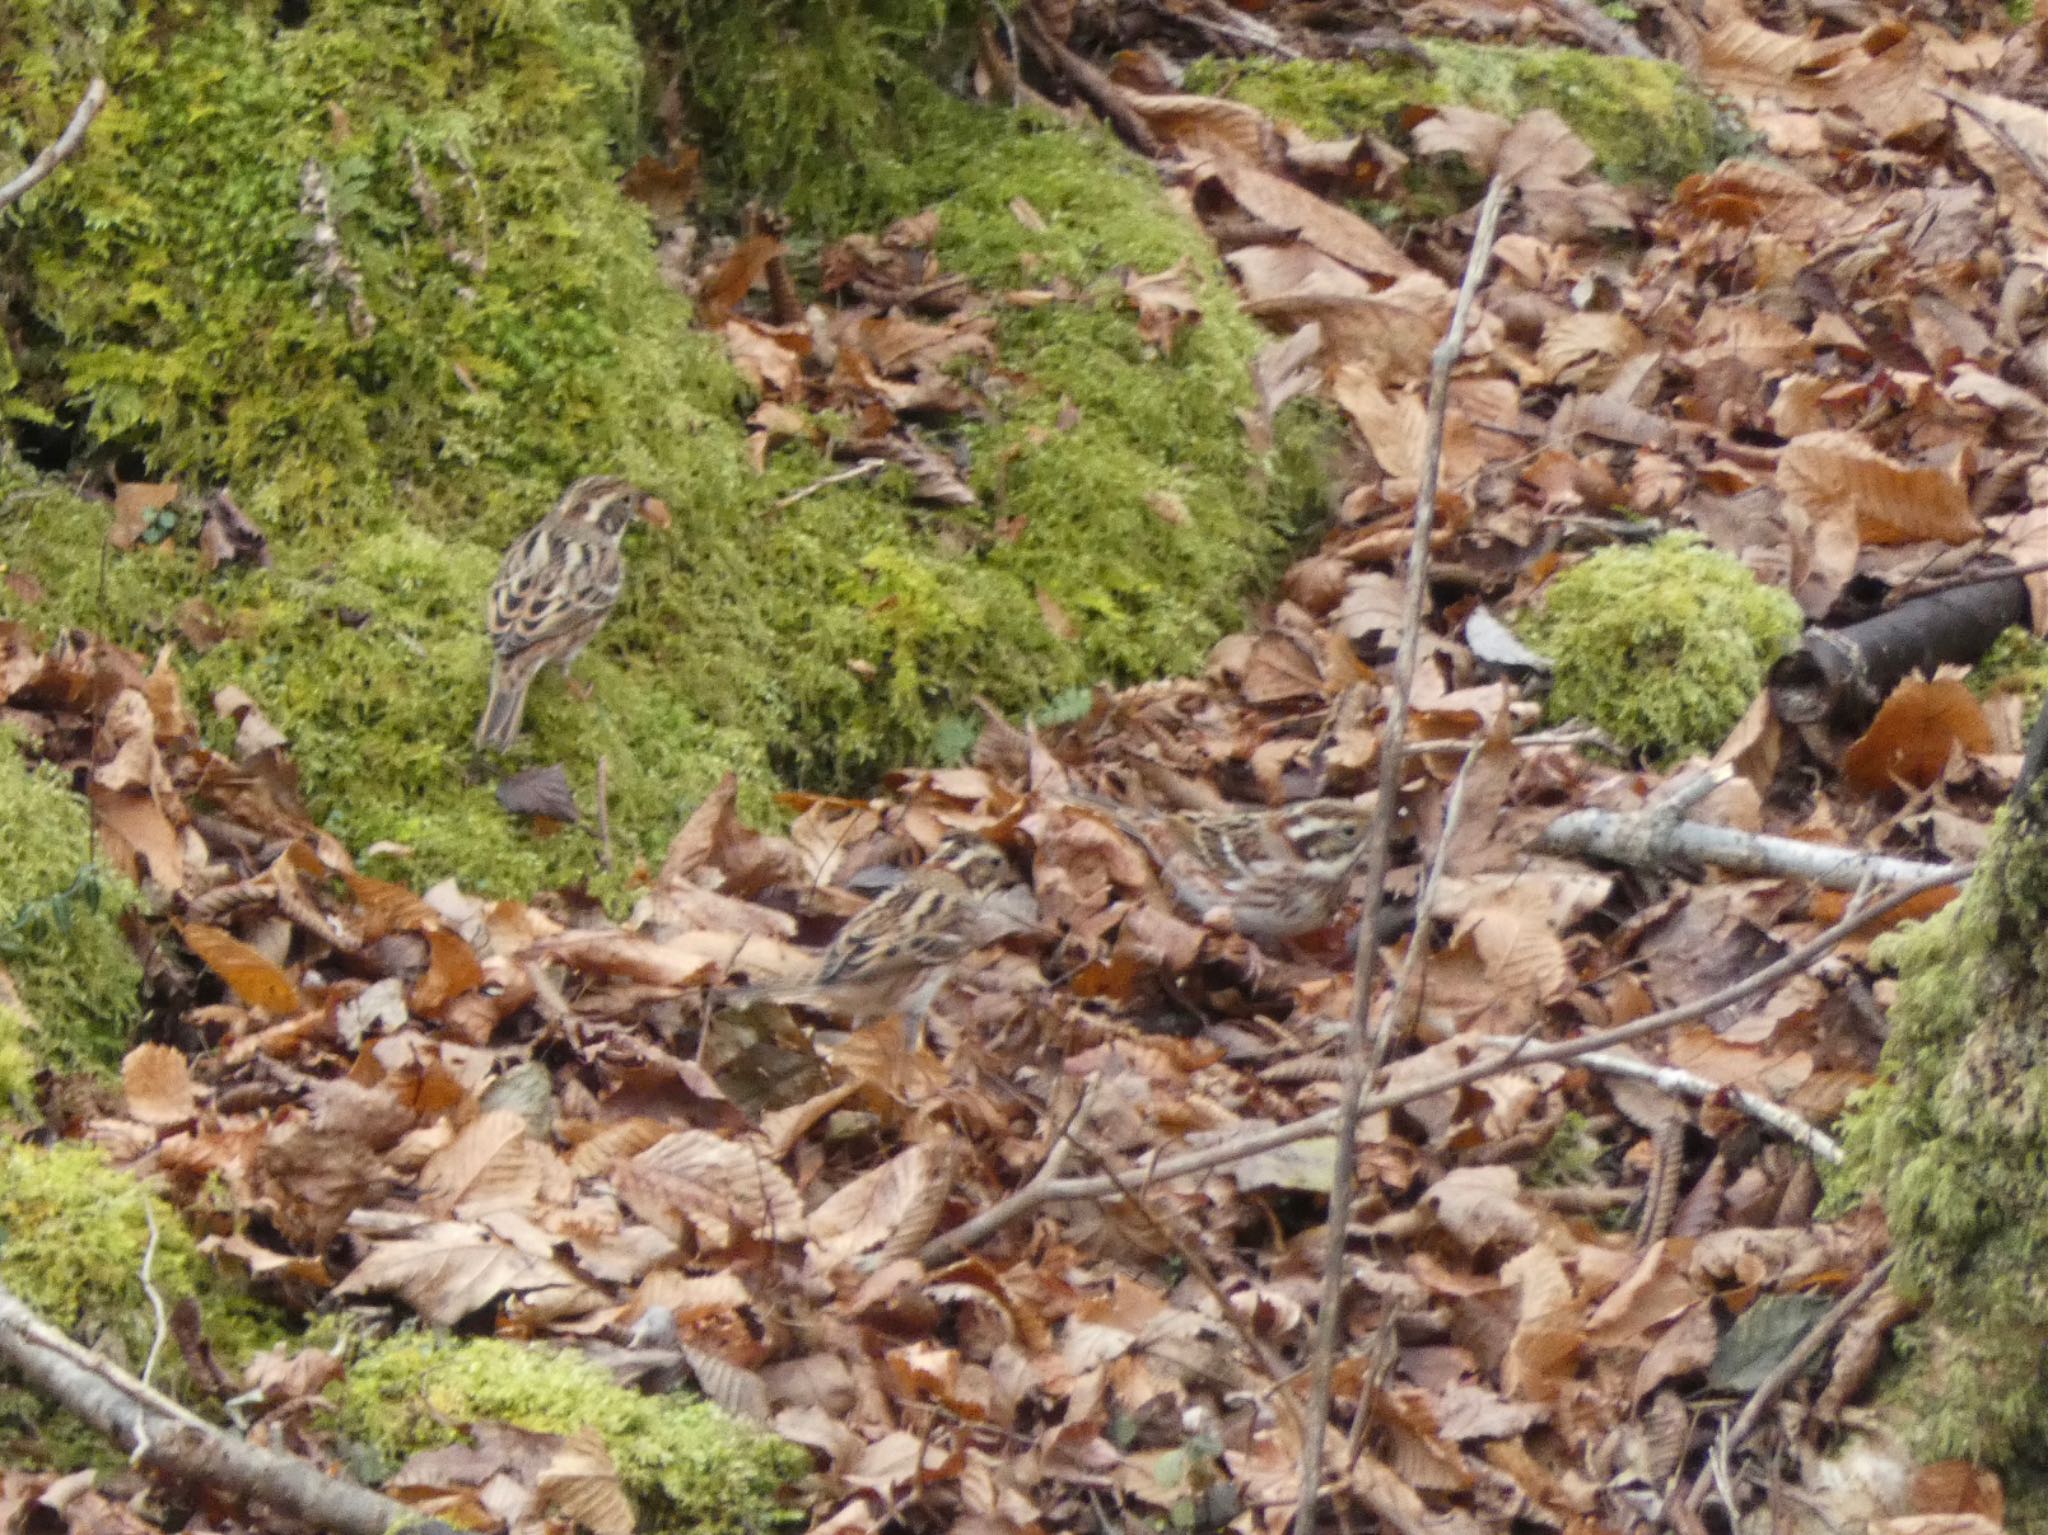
122 1043 196 1126
1779 431 1979 548
179 921 304 1015
1191 155 1420 280
332 1227 598 1325
1843 679 1994 793
537 1428 635 1535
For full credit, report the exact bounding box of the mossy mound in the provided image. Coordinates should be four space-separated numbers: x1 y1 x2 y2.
0 1143 282 1398
1187 43 1737 188
2 1 1330 897
1518 535 1801 760
333 1333 807 1534
1833 804 2048 1499
0 743 142 1072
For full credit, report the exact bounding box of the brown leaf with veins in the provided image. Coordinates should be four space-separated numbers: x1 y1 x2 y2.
538 1429 635 1535
122 1042 196 1126
1843 678 1993 793
180 921 303 1015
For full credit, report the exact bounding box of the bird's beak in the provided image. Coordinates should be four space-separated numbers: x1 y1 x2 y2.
637 495 673 530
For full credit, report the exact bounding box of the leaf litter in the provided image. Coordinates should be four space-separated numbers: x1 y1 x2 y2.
17 0 2048 1529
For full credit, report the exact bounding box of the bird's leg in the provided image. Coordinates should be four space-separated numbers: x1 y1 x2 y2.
900 968 953 1055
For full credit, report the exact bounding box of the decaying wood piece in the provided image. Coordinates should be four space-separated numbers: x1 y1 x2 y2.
1768 577 2028 759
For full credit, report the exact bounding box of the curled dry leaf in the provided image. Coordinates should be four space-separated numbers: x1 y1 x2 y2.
1843 679 1993 793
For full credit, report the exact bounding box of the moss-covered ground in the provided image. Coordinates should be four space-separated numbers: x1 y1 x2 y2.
2 0 1333 900
0 1142 287 1464
333 1332 808 1534
0 742 141 1073
1187 43 1738 189
1832 788 2048 1511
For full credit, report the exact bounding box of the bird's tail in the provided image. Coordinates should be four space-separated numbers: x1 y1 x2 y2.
475 658 536 752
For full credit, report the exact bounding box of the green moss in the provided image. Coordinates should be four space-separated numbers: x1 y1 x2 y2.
648 0 977 228
1832 798 2048 1476
334 1333 807 1534
3 5 1332 896
0 1143 282 1381
1518 535 1801 760
1972 625 2048 709
0 740 142 1070
1187 43 1737 188
1527 1111 1604 1188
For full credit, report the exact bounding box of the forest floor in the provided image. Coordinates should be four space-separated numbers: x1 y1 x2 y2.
2 0 2045 1531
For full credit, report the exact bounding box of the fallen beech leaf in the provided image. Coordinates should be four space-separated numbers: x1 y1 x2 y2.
332 1226 598 1325
411 928 485 1018
1843 679 1993 793
538 1429 634 1535
179 921 304 1015
122 1042 196 1126
496 762 579 822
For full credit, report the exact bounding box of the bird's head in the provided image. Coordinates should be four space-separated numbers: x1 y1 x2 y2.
1278 798 1376 876
555 475 673 539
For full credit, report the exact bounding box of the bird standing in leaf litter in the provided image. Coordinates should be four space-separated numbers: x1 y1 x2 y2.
724 833 1041 1044
475 476 670 753
1072 794 1377 942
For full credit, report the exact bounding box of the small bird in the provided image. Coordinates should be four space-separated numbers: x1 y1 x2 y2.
1074 795 1376 942
726 833 1040 1037
475 476 669 753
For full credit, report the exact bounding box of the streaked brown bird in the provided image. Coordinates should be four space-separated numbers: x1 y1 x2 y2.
726 833 1041 1036
475 476 668 753
1075 795 1376 942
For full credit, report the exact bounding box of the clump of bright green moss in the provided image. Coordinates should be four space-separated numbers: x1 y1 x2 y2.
0 743 142 1071
2 1 1331 898
334 1333 807 1534
1831 791 2048 1495
1187 44 1738 188
1519 536 1802 760
0 1142 282 1378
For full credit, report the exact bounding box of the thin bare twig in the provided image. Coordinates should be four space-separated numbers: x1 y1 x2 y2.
1293 175 1512 1535
920 1082 1095 1264
139 1202 169 1390
0 77 108 216
1572 1048 1843 1162
773 458 886 510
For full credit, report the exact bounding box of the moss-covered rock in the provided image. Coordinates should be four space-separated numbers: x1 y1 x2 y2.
1188 43 1737 189
1518 535 1801 760
0 742 142 1072
2 1 1330 897
1832 794 2048 1506
333 1333 807 1534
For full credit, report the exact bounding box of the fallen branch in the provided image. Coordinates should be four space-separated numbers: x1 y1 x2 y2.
1538 804 1961 890
0 77 110 216
1570 1048 1843 1163
936 864 1961 1248
0 1279 456 1535
1293 174 1514 1535
1015 4 1162 156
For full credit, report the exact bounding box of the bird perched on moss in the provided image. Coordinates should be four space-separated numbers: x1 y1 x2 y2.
1071 794 1376 942
475 476 670 753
